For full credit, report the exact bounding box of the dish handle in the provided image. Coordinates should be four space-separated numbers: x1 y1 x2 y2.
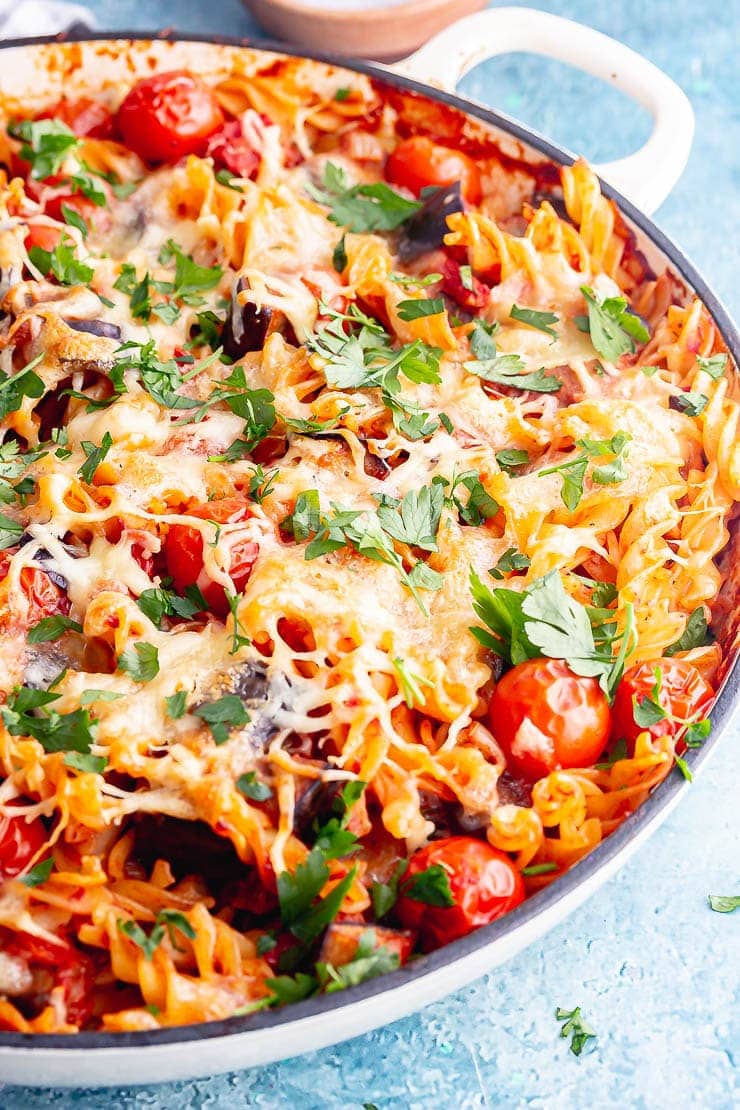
394 6 694 215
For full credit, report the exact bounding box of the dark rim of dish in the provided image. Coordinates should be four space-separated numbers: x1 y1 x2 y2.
0 30 737 1052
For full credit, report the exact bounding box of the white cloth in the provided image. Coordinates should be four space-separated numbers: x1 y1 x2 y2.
0 0 95 38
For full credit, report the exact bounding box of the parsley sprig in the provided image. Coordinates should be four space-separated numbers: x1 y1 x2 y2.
538 432 631 511
307 162 422 232
470 569 636 699
575 285 649 361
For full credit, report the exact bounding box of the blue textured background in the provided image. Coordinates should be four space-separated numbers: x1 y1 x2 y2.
2 2 739 1105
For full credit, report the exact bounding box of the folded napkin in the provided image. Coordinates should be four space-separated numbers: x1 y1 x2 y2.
0 0 95 38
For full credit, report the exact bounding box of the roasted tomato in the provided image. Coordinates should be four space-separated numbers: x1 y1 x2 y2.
117 71 224 164
164 497 259 617
0 550 70 624
489 658 611 781
395 836 524 951
385 136 482 205
0 805 47 880
439 255 489 309
3 932 95 1028
43 190 99 226
24 223 64 255
612 658 714 754
38 96 114 139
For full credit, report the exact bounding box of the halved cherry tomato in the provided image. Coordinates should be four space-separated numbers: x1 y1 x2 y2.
439 255 489 309
489 657 611 781
385 136 482 205
24 223 63 254
0 549 70 624
3 932 95 1028
206 120 260 179
117 71 224 164
0 804 47 879
395 836 524 951
611 658 714 755
164 498 259 617
38 96 114 139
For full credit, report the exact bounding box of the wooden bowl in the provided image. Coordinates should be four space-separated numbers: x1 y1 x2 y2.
242 0 489 62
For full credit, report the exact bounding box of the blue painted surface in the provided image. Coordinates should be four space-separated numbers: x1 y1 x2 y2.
2 2 739 1105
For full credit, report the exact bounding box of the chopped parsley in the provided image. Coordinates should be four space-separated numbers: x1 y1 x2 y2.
117 910 196 961
0 354 45 421
707 895 740 914
28 235 94 286
396 297 445 320
489 547 531 579
165 690 188 719
78 431 113 484
556 1006 597 1056
696 353 727 379
317 928 400 993
665 608 711 656
538 432 631 511
27 614 82 643
670 391 708 416
19 857 54 887
306 162 422 232
0 513 24 550
510 304 559 339
9 118 78 179
521 862 558 876
64 751 108 774
391 657 433 708
0 685 97 754
496 448 530 474
136 584 205 628
117 641 160 683
193 694 250 745
370 860 408 919
236 770 273 802
401 864 455 907
157 239 223 306
576 285 649 361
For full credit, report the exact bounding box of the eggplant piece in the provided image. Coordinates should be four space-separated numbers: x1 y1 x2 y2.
194 662 291 750
531 189 570 222
293 776 344 838
64 319 122 340
396 182 464 263
222 277 273 360
318 922 415 968
363 448 391 481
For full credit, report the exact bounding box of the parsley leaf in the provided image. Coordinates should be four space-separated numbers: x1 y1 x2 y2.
65 751 107 774
556 1006 597 1056
1 685 97 754
118 641 160 682
165 690 188 719
465 352 562 393
19 857 54 887
370 859 408 918
447 470 499 527
0 513 24 550
307 162 422 232
117 918 165 962
28 236 94 286
136 585 204 629
510 304 559 339
578 285 649 360
27 614 82 643
60 203 88 238
236 770 273 801
193 694 249 745
158 239 223 305
277 849 356 944
78 431 113 484
707 895 740 914
538 433 631 510
670 391 708 416
375 482 445 551
489 547 531 579
265 973 317 1005
402 864 455 907
9 118 78 179
696 353 727 379
0 354 45 421
665 608 710 656
496 448 530 474
156 909 196 948
396 297 445 320
114 263 153 321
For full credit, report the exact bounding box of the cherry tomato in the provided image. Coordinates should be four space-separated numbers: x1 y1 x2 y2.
43 190 99 226
395 836 524 951
37 97 114 139
385 136 482 205
0 805 47 879
117 71 224 164
489 658 611 781
439 256 489 309
206 120 260 179
0 550 70 624
3 932 95 1028
164 498 259 617
24 223 63 254
612 658 714 755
